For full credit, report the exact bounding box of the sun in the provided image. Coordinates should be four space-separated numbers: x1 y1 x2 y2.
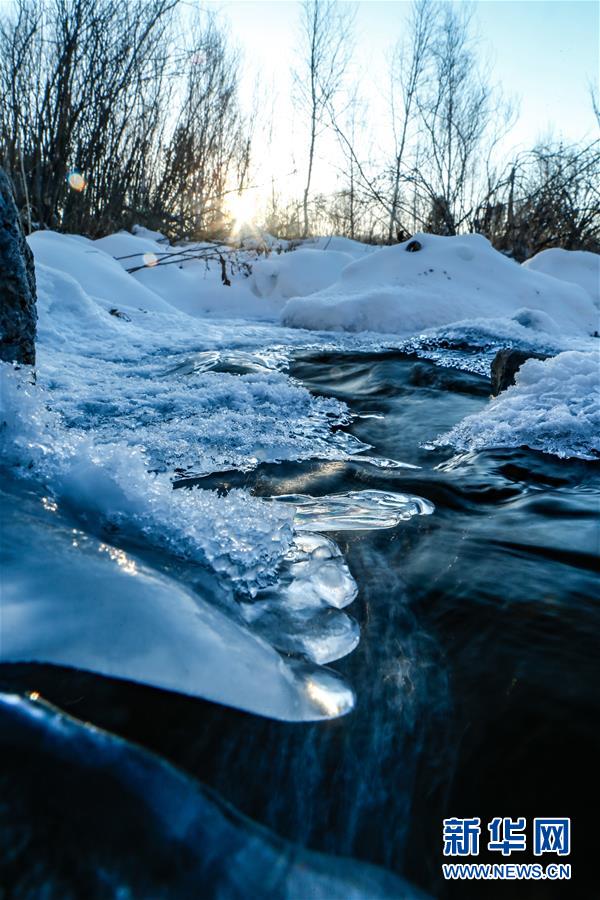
226 189 260 235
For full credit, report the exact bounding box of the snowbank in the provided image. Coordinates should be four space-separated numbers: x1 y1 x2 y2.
250 247 353 300
523 248 600 308
281 233 598 339
28 231 173 313
96 229 289 319
303 235 377 257
435 350 600 460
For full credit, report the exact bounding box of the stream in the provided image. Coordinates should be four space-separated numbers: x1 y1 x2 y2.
1 349 598 898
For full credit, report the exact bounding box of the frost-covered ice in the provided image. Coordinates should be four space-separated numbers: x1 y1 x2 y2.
281 233 598 340
275 490 435 532
0 483 353 721
0 364 297 592
435 350 600 460
523 248 600 308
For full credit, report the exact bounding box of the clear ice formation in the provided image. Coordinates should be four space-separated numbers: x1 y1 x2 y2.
274 489 435 532
163 348 286 377
242 532 359 665
242 492 434 666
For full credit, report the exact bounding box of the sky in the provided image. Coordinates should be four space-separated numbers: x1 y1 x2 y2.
202 0 599 213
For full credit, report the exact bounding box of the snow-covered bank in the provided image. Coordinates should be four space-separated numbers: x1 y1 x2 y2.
435 350 600 460
281 233 598 340
523 247 600 309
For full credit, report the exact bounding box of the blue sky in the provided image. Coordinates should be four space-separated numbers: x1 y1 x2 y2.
203 0 599 203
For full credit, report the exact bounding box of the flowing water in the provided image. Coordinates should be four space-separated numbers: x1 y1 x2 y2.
2 350 598 898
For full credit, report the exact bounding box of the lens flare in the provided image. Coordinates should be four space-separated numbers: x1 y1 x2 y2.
66 171 86 192
143 252 159 268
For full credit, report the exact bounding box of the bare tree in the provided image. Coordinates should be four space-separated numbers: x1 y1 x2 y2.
156 13 251 240
411 2 497 234
386 0 435 241
294 0 353 237
0 0 178 235
0 0 251 240
474 140 600 260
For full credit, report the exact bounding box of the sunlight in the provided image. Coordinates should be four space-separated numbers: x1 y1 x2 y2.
226 189 260 234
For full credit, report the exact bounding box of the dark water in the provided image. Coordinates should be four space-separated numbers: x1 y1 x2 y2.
2 352 598 898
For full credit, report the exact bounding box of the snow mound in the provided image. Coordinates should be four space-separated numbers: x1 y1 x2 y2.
250 247 353 300
281 233 597 339
435 350 600 460
131 222 169 243
302 235 378 257
28 231 172 313
523 248 600 308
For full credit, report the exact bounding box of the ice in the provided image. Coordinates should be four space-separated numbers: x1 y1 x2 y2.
275 489 435 531
435 350 600 460
241 531 360 665
242 603 360 664
163 348 285 376
0 363 295 593
292 664 356 718
282 532 359 609
0 483 353 721
1 693 425 898
281 233 597 340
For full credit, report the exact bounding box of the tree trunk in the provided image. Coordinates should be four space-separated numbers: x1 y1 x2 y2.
0 168 37 366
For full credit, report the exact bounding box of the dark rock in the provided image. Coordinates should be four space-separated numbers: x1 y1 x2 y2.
409 361 490 396
109 307 131 321
0 169 37 366
491 348 549 396
405 239 422 253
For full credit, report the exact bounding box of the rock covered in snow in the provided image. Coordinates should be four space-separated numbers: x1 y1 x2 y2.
0 169 37 365
490 348 549 395
436 350 600 460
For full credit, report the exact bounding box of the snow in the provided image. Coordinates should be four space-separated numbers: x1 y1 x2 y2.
250 247 354 301
523 248 600 309
302 235 378 257
281 233 598 339
0 363 296 591
435 350 600 460
28 231 173 314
